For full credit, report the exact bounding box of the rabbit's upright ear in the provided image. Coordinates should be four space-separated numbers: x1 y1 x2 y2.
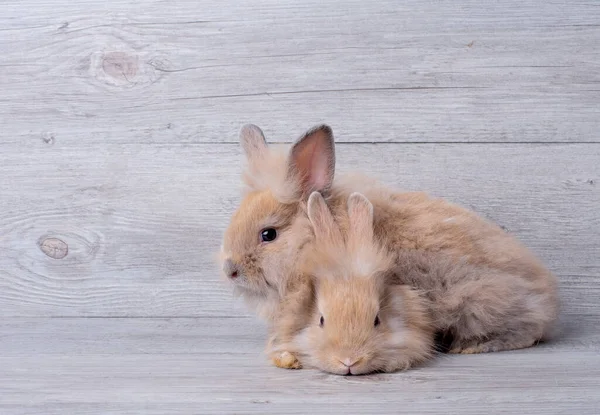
240 124 268 162
288 125 335 198
346 192 391 277
347 192 374 247
307 191 343 244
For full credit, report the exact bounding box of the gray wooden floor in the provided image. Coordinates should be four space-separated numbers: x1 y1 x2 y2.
1 1 599 414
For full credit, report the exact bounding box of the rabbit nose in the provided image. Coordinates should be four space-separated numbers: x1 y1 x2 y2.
223 259 239 279
340 357 360 368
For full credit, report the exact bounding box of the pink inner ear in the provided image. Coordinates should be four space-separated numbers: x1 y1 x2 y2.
292 128 334 193
310 151 331 190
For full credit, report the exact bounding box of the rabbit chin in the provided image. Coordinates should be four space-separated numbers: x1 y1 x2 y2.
317 352 420 375
306 353 381 376
323 360 370 376
231 279 279 322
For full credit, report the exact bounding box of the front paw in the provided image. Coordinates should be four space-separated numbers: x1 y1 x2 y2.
272 351 302 369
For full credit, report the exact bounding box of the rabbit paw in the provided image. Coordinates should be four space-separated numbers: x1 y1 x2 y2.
272 351 302 369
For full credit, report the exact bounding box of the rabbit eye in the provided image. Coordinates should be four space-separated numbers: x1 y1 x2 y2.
260 228 277 243
374 315 381 327
319 316 324 327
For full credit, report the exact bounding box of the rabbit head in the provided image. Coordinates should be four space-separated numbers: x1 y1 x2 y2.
220 124 335 319
294 192 434 375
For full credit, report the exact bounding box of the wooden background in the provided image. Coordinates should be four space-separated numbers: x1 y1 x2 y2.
1 0 599 413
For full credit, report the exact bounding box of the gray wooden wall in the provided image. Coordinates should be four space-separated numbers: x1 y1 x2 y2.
1 1 599 413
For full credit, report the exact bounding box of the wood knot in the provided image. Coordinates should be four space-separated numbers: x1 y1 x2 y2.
39 237 69 259
89 50 163 88
41 132 55 145
102 52 138 81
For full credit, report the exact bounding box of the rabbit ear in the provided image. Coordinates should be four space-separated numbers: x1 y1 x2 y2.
240 124 268 162
307 191 343 244
347 192 374 247
346 192 392 278
288 125 335 198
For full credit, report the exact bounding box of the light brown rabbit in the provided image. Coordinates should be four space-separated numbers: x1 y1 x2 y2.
220 124 559 352
268 192 434 375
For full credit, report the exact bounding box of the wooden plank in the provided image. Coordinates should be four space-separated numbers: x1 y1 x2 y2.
0 317 599 415
1 0 599 144
0 142 598 317
0 316 596 356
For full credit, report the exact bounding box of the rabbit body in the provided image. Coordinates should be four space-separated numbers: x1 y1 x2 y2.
220 124 559 361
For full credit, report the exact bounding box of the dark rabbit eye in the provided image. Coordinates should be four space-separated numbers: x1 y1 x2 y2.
260 228 277 243
319 316 325 327
374 315 381 327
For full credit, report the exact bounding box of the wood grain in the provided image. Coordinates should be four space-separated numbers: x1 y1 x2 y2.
0 315 596 356
1 0 599 144
0 317 599 415
0 143 598 317
1 0 599 412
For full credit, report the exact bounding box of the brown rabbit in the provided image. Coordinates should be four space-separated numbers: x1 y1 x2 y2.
220 124 559 353
267 192 434 375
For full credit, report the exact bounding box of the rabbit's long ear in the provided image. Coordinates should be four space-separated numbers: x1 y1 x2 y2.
287 125 335 198
307 191 343 244
347 192 375 250
240 124 268 162
346 192 392 278
240 124 277 193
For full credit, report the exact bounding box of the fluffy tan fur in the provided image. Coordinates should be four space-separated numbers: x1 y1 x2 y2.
268 192 434 375
390 250 559 353
220 189 310 320
220 123 560 362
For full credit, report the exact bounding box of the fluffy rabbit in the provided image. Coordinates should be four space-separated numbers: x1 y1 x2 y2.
268 192 434 375
219 124 559 352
